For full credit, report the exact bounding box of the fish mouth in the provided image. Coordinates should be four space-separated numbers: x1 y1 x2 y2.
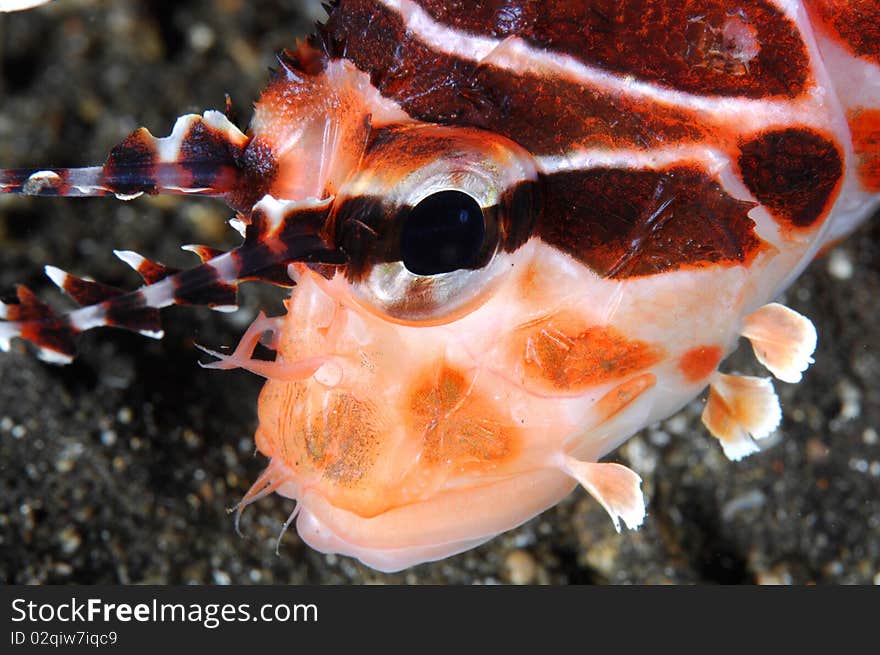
286 469 575 572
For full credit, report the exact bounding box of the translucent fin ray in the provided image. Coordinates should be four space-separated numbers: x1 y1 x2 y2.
1 197 345 364
0 111 252 204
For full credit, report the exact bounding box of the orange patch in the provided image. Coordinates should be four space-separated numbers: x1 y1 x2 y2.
408 365 519 472
511 314 664 393
255 381 380 485
679 345 724 383
595 373 657 425
849 108 880 192
516 259 547 305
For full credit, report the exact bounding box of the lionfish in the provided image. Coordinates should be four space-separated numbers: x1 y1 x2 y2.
1 1 878 571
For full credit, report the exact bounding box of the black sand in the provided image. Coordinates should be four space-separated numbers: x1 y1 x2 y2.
1 0 878 584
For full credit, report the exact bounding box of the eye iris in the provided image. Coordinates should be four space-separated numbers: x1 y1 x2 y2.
401 190 486 276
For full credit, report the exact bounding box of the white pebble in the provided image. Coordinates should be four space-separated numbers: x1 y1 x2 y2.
826 249 853 280
212 570 231 585
188 24 216 53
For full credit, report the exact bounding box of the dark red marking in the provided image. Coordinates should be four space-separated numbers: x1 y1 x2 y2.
178 120 246 191
413 0 810 97
104 298 162 335
277 45 327 78
133 257 180 285
806 0 880 63
103 128 159 195
849 108 880 192
473 65 710 153
227 138 278 212
313 0 709 155
538 166 764 278
2 285 54 322
173 266 238 308
19 320 78 359
58 274 123 307
185 245 226 263
738 128 843 230
237 202 344 284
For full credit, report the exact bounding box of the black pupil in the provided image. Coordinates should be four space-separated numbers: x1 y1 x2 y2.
400 190 485 276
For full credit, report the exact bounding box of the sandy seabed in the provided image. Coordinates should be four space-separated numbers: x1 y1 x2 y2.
0 0 878 584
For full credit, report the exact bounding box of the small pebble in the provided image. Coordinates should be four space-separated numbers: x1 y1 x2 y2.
826 249 853 280
58 526 82 555
116 407 133 425
504 550 537 585
188 23 216 53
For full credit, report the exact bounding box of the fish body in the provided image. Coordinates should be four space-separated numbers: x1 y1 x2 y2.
1 1 878 572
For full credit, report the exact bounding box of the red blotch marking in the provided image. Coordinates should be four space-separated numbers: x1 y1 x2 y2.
511 313 664 393
738 128 843 232
679 345 723 383
407 365 520 472
538 166 766 278
806 0 880 63
227 137 278 212
595 373 657 425
414 0 811 97
849 108 880 192
103 128 159 196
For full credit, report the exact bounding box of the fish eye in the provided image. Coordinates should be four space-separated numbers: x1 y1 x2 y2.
333 125 539 325
400 190 486 276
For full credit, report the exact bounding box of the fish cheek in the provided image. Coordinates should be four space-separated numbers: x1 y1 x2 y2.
255 379 390 516
507 313 664 394
405 365 522 474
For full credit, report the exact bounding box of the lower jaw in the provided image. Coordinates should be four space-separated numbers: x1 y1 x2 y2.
281 468 577 572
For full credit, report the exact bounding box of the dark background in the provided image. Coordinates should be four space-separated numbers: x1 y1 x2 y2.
0 0 878 584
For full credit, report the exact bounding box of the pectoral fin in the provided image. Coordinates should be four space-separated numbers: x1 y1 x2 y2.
741 303 817 383
701 372 782 461
560 455 646 532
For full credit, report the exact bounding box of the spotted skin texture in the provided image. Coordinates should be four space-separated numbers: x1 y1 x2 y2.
315 0 710 156
509 314 664 394
738 129 844 231
538 168 765 278
806 0 880 62
256 381 388 517
408 365 520 470
414 0 812 97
